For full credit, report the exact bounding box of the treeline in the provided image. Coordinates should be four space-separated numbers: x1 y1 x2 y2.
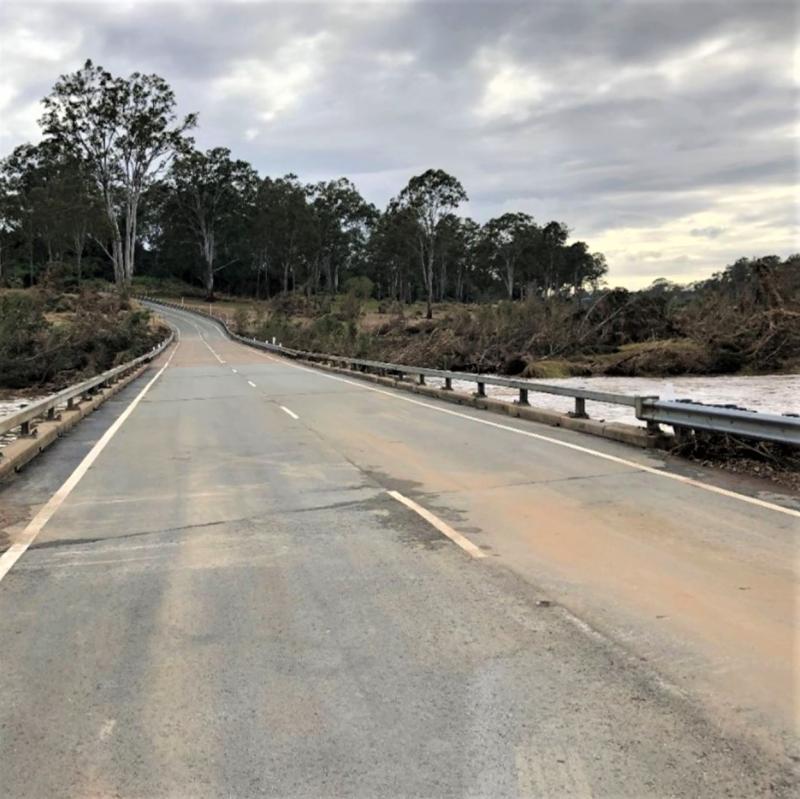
0 60 606 317
230 254 799 377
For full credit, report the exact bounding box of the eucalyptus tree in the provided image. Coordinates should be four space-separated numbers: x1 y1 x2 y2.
308 178 376 295
39 59 196 290
250 174 314 295
168 147 258 298
560 242 607 296
450 218 480 302
538 220 570 296
396 169 467 318
0 143 104 284
365 204 419 302
479 212 539 300
0 144 42 282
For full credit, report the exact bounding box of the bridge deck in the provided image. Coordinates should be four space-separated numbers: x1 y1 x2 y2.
0 305 797 797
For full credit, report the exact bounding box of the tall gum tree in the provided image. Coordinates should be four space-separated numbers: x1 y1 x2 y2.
308 178 375 295
480 212 539 300
39 59 196 290
397 169 467 319
168 147 258 299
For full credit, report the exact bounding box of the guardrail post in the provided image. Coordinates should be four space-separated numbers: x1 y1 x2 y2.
571 397 588 418
418 374 425 385
443 377 452 391
517 388 529 405
19 421 35 437
475 382 486 398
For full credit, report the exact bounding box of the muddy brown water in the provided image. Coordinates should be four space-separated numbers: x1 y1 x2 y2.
429 373 800 426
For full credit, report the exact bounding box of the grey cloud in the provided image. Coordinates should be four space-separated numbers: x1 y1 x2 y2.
1 0 797 286
690 227 725 239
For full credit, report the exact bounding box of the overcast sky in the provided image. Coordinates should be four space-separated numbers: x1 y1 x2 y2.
0 0 797 288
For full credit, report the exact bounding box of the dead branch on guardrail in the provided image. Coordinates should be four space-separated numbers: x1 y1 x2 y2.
669 429 800 490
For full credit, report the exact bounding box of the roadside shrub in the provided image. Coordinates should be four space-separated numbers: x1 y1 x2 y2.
233 306 251 335
339 290 362 323
0 292 48 386
343 276 374 300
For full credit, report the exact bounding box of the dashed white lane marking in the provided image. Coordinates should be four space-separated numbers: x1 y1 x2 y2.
246 348 800 520
387 490 487 558
280 406 299 420
247 380 257 388
0 342 180 584
231 368 238 373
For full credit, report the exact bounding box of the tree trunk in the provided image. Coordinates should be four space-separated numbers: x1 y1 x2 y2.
323 253 334 294
425 249 434 320
202 229 215 300
505 258 514 300
205 265 214 299
73 234 83 284
112 233 124 288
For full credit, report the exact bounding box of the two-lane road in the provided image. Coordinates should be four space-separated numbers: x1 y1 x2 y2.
0 304 797 797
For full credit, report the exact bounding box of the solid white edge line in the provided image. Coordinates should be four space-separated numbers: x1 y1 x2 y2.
246 347 800 519
247 380 257 388
280 406 299 420
387 490 487 558
0 342 180 584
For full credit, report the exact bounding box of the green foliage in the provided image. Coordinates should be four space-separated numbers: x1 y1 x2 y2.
0 292 48 385
339 291 362 324
342 275 373 299
39 59 196 287
0 288 164 389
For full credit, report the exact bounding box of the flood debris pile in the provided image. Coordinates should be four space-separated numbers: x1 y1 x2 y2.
669 425 800 491
0 287 166 391
229 256 800 380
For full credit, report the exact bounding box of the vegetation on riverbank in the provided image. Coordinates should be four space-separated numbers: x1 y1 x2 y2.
159 255 800 379
0 286 167 392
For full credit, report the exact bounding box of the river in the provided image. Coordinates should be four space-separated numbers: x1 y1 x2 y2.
428 373 800 426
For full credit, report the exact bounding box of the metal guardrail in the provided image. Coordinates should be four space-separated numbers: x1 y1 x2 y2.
0 332 174 440
637 399 800 446
142 297 800 447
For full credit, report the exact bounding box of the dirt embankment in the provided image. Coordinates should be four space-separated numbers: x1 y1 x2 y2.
0 288 169 395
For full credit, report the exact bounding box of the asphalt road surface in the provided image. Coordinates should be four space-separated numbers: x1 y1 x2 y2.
0 305 797 798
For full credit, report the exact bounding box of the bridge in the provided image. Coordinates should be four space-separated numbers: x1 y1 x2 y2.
0 304 797 797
